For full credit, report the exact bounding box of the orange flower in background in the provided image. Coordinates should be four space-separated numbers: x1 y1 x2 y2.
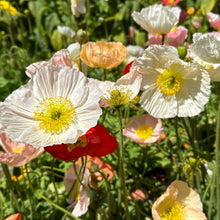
187 7 195 15
5 213 21 220
152 180 207 220
80 41 127 69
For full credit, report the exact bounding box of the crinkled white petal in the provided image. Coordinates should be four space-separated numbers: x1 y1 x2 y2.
115 67 142 99
187 33 220 81
140 86 178 118
132 4 180 35
0 65 102 148
124 45 144 64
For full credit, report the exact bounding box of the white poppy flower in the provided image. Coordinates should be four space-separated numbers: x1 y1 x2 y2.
64 164 90 217
132 4 181 35
89 67 142 107
71 0 86 17
187 33 220 81
132 45 211 118
0 65 102 148
57 25 75 38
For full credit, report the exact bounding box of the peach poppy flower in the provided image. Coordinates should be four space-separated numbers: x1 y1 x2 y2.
0 127 44 167
123 114 163 145
25 49 72 77
207 12 220 31
147 26 188 47
5 213 21 220
64 164 90 217
80 41 127 69
152 180 207 220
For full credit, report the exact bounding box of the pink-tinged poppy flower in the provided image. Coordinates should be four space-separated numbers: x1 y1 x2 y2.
123 114 163 145
192 21 201 29
147 26 188 47
26 49 72 77
152 180 207 220
207 12 220 31
64 164 90 217
161 0 181 5
131 189 147 201
44 124 117 161
5 213 22 220
0 127 44 167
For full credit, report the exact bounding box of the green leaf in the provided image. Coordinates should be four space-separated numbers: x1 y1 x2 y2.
50 29 62 51
44 13 60 37
134 30 146 46
200 0 216 15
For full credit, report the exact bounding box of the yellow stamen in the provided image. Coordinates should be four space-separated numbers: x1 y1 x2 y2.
104 88 133 106
136 125 153 140
33 96 75 134
67 136 88 152
170 26 178 32
161 203 185 220
12 146 25 154
157 69 183 95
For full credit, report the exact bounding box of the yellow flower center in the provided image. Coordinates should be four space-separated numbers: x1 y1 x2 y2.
12 146 25 154
71 180 80 201
67 136 88 152
157 69 183 95
168 0 174 3
136 125 153 140
104 88 133 106
33 96 75 134
161 204 185 220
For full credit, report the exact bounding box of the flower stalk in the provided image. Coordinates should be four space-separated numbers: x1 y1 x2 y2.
116 108 131 220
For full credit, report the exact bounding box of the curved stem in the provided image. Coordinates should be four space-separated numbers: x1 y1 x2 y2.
116 108 131 220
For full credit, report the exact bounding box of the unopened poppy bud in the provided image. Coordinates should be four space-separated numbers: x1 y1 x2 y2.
76 29 87 44
177 46 187 59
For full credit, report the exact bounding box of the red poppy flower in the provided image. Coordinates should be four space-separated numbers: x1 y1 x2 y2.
122 60 135 75
44 124 118 161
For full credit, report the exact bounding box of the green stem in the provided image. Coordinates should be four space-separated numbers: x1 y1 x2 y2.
215 92 220 220
116 108 131 220
51 158 59 203
40 194 81 220
1 163 20 210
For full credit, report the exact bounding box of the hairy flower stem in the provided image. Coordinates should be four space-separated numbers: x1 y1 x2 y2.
174 117 183 174
116 108 131 220
215 89 220 220
1 163 20 210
